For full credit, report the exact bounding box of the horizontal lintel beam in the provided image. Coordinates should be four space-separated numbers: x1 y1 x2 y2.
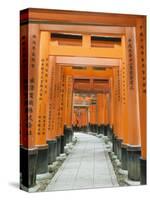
56 56 120 67
49 45 122 59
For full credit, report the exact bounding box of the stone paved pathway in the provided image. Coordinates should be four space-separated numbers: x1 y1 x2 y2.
45 132 118 191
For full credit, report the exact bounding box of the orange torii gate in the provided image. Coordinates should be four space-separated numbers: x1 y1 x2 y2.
20 8 146 190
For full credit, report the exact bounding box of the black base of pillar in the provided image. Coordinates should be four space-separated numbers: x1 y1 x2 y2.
127 145 141 181
47 139 57 165
56 136 61 156
20 146 38 188
69 128 73 142
107 125 113 140
72 126 75 132
83 126 88 132
116 138 123 161
90 124 93 132
64 126 69 144
60 135 65 153
112 134 117 154
89 124 91 132
140 158 147 185
104 125 107 136
101 124 105 135
64 126 73 144
121 143 128 170
94 124 98 133
36 145 48 175
97 125 100 134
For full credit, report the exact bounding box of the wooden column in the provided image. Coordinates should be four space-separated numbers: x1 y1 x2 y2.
136 17 146 184
90 100 97 133
51 63 62 156
120 36 130 170
96 93 102 128
35 31 50 175
109 78 115 136
96 93 105 135
46 56 57 164
125 27 141 181
59 66 66 153
20 24 40 188
89 104 93 132
64 75 73 143
112 66 122 156
103 93 109 136
112 67 118 136
82 107 88 131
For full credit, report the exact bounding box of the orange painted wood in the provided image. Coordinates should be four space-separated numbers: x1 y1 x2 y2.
90 103 96 125
21 8 142 27
136 18 146 158
40 24 125 36
82 108 88 126
47 56 57 140
72 110 76 126
59 67 66 135
35 31 50 146
52 64 61 137
96 93 105 126
119 36 129 145
112 67 121 137
125 27 141 146
89 105 93 125
49 43 122 59
56 56 119 67
109 78 114 129
20 24 40 148
116 67 122 139
103 94 109 125
64 75 73 128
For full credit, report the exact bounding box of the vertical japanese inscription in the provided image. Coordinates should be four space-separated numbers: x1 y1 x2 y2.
67 76 73 127
127 38 134 90
138 24 146 94
117 68 121 101
20 30 28 142
34 31 49 145
122 62 126 105
28 34 37 136
20 24 40 148
60 70 65 133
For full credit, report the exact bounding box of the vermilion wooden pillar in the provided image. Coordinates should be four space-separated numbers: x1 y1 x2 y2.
120 36 130 170
59 67 66 153
64 75 73 143
72 110 76 130
53 64 62 156
96 93 102 134
116 67 122 160
109 78 115 139
46 56 57 164
89 104 92 131
89 104 93 132
103 93 109 136
136 17 146 184
125 27 141 181
34 31 50 176
112 66 122 157
20 24 40 188
89 101 96 133
82 107 88 132
96 93 105 135
93 103 97 132
105 91 113 140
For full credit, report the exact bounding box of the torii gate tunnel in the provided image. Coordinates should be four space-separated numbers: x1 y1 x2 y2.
20 8 146 189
